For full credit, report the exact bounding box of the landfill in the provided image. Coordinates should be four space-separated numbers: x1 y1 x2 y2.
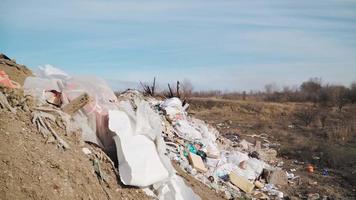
1 63 294 199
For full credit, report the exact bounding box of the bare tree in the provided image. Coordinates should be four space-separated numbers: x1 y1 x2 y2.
140 77 156 96
300 77 322 103
332 85 348 111
295 107 318 127
264 83 278 94
349 82 356 104
165 81 181 98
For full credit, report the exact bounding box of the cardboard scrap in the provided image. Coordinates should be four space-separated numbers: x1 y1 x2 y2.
254 180 264 189
229 172 254 193
188 152 207 173
62 93 90 115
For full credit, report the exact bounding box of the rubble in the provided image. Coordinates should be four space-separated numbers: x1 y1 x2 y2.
253 191 269 199
62 92 90 115
229 172 255 193
254 180 264 189
267 169 288 186
188 152 208 173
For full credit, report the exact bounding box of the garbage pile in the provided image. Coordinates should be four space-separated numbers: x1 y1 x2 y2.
154 97 291 199
2 65 293 200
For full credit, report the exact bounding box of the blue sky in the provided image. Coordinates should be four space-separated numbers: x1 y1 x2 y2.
1 0 356 91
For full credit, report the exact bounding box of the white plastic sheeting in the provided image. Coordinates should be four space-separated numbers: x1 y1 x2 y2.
233 158 266 180
213 151 265 180
108 99 172 187
24 66 200 199
109 110 169 187
24 65 118 150
160 97 185 121
173 120 202 141
158 175 201 200
36 64 70 80
109 99 200 200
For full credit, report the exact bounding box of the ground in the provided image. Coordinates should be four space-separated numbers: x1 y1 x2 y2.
0 108 152 200
189 97 356 199
1 54 356 199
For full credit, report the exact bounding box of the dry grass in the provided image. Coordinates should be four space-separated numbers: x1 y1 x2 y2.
189 97 356 187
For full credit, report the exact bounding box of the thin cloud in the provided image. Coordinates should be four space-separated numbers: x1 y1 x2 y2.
1 0 355 91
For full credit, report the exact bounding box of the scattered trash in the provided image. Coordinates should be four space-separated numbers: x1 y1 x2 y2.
253 191 269 199
258 149 277 163
62 92 90 115
308 180 318 185
306 164 314 173
249 151 259 159
307 193 320 200
82 147 92 155
254 180 264 189
188 152 208 173
44 90 62 107
0 70 21 88
239 139 252 150
267 169 288 186
322 168 328 176
229 172 255 193
17 65 294 200
286 171 297 180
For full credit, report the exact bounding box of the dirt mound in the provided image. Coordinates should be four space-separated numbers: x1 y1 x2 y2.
0 93 151 200
0 58 151 200
0 53 33 86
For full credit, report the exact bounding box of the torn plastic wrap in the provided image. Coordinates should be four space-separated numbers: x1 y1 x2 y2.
158 175 201 200
23 66 118 151
160 97 186 122
173 120 202 141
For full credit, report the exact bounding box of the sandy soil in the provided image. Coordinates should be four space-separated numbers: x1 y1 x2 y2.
0 107 151 200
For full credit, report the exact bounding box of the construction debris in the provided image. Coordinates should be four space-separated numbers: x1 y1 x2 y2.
229 172 255 193
62 93 90 115
188 152 208 173
254 180 264 189
32 110 70 150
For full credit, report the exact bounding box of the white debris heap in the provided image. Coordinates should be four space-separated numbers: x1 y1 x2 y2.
23 65 288 200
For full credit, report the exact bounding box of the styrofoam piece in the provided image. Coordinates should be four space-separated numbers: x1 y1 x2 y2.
109 110 169 187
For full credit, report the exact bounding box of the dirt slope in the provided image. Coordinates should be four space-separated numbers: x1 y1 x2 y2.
0 54 151 200
0 105 151 200
0 54 229 200
0 54 33 86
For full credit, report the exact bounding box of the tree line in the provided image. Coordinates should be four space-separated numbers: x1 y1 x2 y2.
192 78 356 109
